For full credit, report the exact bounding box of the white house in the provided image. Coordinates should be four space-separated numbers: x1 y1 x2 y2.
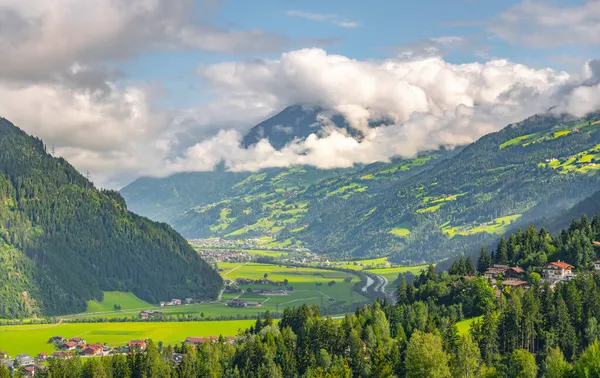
543 261 575 283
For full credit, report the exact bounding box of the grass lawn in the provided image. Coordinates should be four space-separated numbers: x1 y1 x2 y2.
86 292 153 314
456 316 483 336
443 214 522 238
0 320 256 357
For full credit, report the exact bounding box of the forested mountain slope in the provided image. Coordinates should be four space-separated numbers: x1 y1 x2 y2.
123 110 600 263
0 118 222 318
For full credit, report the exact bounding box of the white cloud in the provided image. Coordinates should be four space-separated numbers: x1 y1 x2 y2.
286 10 359 28
166 50 600 175
490 0 600 47
0 0 286 81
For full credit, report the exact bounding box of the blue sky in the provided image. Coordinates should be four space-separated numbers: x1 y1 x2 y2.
118 0 596 108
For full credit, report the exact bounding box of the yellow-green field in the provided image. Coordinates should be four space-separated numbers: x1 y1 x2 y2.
442 214 522 238
0 320 255 357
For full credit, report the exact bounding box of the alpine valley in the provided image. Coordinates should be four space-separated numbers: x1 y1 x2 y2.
121 106 600 264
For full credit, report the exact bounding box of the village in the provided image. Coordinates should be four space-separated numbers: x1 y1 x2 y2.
1 335 238 377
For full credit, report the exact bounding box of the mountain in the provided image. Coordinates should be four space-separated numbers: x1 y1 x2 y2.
122 109 600 263
0 118 222 318
241 105 388 149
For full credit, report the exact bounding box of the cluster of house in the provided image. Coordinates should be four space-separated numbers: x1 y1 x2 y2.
227 299 262 308
138 310 164 319
159 298 198 307
482 259 600 290
2 335 242 376
51 337 111 357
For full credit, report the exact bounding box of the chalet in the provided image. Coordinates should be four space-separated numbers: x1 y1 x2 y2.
69 337 85 345
544 261 575 283
504 267 525 279
60 342 77 351
172 299 182 305
185 337 217 345
245 301 262 307
595 259 600 271
82 344 104 357
15 354 34 366
36 353 48 361
484 264 509 279
129 340 147 351
502 280 530 289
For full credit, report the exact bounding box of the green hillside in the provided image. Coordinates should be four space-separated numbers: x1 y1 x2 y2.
122 111 600 263
0 118 222 318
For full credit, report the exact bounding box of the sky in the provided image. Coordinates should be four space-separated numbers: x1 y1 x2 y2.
0 0 599 188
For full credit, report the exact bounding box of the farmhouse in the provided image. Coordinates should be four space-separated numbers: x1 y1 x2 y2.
544 261 576 283
139 310 164 319
82 344 104 357
69 337 85 345
48 336 65 343
51 352 72 360
501 280 529 289
595 259 600 271
129 340 147 351
185 337 217 345
483 264 509 279
245 301 262 307
22 366 36 377
59 342 77 351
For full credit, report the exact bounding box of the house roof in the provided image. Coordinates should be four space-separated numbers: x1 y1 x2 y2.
545 261 574 269
502 280 529 286
129 340 146 346
508 267 525 273
593 241 600 246
65 342 77 347
185 336 216 344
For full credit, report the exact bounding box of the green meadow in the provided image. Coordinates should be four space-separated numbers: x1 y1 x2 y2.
456 316 482 336
0 320 255 357
86 292 153 313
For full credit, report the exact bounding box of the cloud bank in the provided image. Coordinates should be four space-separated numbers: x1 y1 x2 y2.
169 49 600 174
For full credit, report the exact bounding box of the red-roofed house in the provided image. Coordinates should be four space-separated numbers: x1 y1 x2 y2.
129 340 147 351
69 337 86 345
60 342 77 351
82 344 103 356
22 366 35 378
36 353 48 361
184 337 217 345
502 280 530 288
544 261 575 283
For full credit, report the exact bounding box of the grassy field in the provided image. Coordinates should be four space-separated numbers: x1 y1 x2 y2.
456 316 482 336
86 292 153 313
70 262 368 322
389 221 412 238
0 320 256 357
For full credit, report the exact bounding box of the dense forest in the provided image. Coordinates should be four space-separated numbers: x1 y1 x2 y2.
123 110 600 264
3 214 599 377
0 118 222 318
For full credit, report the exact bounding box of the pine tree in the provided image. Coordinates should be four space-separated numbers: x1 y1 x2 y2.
477 246 490 274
